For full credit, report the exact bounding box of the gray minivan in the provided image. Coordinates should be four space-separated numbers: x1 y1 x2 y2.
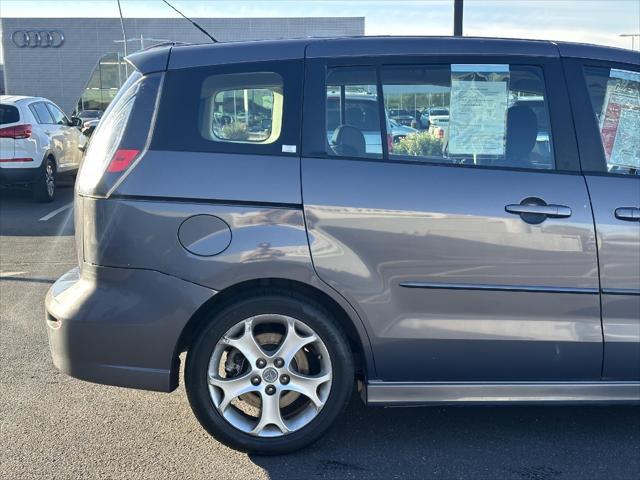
46 37 640 454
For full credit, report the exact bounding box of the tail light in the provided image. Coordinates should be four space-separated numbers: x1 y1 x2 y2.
437 128 445 139
387 133 394 153
0 124 32 139
107 149 141 173
77 71 163 197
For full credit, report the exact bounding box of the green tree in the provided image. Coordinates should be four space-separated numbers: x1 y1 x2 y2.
393 131 444 157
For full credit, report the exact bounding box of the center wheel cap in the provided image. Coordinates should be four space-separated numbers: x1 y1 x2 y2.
262 367 278 383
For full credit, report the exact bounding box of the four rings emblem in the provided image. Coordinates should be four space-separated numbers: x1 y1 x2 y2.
11 30 65 48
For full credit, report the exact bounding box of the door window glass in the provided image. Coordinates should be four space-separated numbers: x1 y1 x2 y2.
326 67 382 159
381 64 555 170
46 104 69 126
29 102 54 124
583 66 639 176
200 72 282 144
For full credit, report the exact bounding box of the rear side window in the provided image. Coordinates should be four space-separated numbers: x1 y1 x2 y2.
381 64 554 170
326 67 382 159
0 104 20 125
153 60 302 156
202 72 282 144
29 102 54 124
583 66 639 175
323 63 555 171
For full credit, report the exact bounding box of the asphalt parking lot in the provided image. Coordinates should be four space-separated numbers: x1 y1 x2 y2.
1 184 639 480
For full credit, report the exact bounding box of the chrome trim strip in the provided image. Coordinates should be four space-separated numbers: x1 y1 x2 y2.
398 281 598 294
602 288 640 296
367 381 640 405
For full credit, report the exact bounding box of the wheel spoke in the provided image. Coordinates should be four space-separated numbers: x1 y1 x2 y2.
208 313 333 437
208 373 257 412
252 391 289 436
286 371 331 408
221 318 265 365
273 317 317 365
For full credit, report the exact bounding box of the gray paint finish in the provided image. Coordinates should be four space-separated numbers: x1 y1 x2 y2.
116 151 301 205
77 192 376 376
168 40 308 70
585 175 640 380
44 37 640 408
302 158 602 381
46 265 216 392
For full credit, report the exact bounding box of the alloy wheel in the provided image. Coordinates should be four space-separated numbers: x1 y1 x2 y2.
207 314 332 437
45 161 55 198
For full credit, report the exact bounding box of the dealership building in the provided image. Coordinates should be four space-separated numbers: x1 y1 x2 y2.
1 17 364 115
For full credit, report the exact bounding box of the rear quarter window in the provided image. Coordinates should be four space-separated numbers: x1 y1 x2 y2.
152 60 303 156
0 104 20 125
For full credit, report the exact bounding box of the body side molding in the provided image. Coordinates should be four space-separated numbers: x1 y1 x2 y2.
399 281 599 295
367 381 640 405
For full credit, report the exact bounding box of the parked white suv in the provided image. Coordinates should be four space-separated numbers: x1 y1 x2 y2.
0 96 86 202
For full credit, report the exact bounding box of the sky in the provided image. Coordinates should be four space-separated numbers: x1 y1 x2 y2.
1 0 639 61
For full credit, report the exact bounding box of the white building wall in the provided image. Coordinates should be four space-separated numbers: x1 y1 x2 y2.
1 17 364 114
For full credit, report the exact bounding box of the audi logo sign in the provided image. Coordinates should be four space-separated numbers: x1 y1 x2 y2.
11 30 65 48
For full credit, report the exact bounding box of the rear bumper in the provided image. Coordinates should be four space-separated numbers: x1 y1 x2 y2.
45 265 216 392
0 165 40 184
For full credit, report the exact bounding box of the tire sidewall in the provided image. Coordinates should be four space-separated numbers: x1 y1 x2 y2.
33 157 56 202
185 293 354 454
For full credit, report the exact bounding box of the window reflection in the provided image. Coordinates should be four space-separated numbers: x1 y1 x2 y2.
75 52 128 115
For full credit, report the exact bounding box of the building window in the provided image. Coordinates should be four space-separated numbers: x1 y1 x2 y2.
76 52 128 114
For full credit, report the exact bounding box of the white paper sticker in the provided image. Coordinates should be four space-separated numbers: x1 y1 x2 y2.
282 145 297 153
448 65 509 157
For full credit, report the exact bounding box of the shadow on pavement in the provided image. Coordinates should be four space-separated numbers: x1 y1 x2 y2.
0 182 75 237
250 393 640 479
0 276 55 284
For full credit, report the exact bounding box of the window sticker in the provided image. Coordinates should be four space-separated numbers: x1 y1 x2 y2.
599 69 640 169
448 64 510 157
281 144 297 153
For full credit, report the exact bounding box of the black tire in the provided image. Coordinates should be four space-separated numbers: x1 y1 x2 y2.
32 157 56 203
185 290 355 454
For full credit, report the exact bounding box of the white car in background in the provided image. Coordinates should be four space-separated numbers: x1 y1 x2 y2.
0 96 86 202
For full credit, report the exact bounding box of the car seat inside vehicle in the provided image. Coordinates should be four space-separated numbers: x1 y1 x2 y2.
331 124 366 157
502 104 539 168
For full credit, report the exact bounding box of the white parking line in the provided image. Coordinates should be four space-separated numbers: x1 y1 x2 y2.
0 271 27 278
39 202 73 222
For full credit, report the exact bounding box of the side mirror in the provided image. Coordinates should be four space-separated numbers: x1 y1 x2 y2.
70 116 83 128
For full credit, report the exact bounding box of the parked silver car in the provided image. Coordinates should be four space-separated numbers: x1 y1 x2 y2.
46 37 640 454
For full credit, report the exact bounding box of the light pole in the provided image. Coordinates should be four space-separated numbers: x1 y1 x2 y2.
454 0 463 36
117 0 128 75
619 33 640 51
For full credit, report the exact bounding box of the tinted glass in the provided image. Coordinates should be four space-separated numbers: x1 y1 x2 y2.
326 66 382 159
583 66 639 176
152 60 302 156
0 104 20 125
202 72 282 144
381 64 554 170
30 102 54 124
46 104 68 126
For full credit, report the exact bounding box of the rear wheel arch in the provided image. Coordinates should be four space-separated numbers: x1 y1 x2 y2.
174 278 371 386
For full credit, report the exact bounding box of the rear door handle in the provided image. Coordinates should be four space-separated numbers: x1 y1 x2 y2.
615 207 640 222
505 204 572 218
